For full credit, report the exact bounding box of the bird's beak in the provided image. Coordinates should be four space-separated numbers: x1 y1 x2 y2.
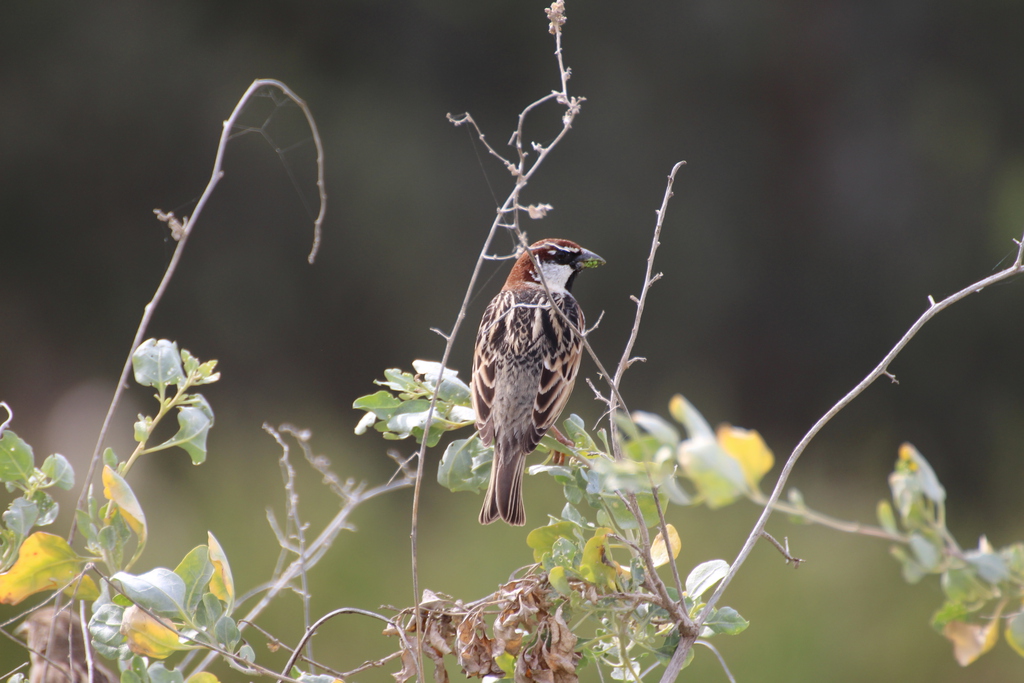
574 248 606 270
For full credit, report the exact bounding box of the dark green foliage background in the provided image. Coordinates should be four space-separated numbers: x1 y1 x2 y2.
2 1 1024 681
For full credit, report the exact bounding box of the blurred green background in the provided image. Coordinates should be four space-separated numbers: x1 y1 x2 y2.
3 0 1024 680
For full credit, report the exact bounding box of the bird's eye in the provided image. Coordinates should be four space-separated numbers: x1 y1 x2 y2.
554 249 577 265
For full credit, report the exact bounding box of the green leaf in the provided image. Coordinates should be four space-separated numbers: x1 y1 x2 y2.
295 676 338 683
876 500 898 535
891 546 926 584
135 417 151 443
41 454 74 490
437 437 491 493
563 479 584 505
562 414 596 451
133 339 186 389
158 395 214 464
527 521 579 563
386 400 433 435
113 568 188 619
3 498 38 538
195 592 224 630
412 360 471 404
174 546 214 613
685 559 729 600
561 503 585 526
931 600 969 631
379 368 420 394
89 602 131 660
941 567 993 604
214 614 241 650
352 391 403 418
148 663 185 683
103 447 119 469
600 491 666 529
29 491 58 526
966 545 1009 584
703 606 749 636
0 431 34 486
98 513 130 570
908 533 941 572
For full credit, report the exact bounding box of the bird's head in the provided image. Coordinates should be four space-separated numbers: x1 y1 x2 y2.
505 238 605 293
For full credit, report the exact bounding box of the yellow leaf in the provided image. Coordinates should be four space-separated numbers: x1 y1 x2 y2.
944 611 1002 666
207 532 234 612
1006 611 1024 658
63 573 101 601
0 532 90 604
651 524 681 568
121 605 190 659
102 466 147 544
186 673 221 683
579 528 619 591
717 425 774 490
548 565 571 596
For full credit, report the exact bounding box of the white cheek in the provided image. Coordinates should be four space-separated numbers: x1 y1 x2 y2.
537 261 573 292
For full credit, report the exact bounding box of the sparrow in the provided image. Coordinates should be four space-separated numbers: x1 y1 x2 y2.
16 607 117 683
472 238 605 525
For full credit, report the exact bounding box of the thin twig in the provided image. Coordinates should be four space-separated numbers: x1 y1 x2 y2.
757 530 804 568
747 491 906 543
695 639 737 683
237 621 347 679
607 161 686 451
70 79 325 545
651 486 685 600
280 608 411 680
264 424 314 665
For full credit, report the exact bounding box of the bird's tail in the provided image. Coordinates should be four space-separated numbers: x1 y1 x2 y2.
479 448 526 526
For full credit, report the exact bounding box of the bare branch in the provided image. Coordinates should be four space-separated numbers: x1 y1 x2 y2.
673 229 1024 674
758 531 805 568
446 112 517 174
607 161 685 448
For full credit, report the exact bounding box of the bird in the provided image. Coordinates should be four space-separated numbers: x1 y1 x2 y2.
16 607 117 683
472 238 605 525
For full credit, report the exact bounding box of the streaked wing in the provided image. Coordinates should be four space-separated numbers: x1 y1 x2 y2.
471 290 514 445
529 293 584 446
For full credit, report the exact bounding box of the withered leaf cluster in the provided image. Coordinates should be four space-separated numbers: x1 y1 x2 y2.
386 575 579 683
